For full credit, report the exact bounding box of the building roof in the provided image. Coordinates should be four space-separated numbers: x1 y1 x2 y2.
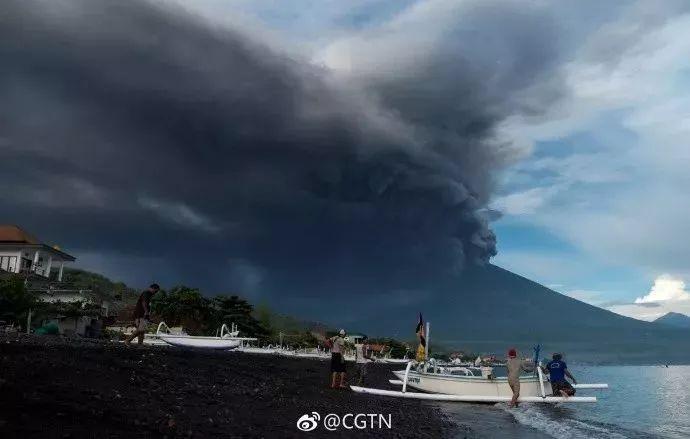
0 225 41 244
0 225 76 261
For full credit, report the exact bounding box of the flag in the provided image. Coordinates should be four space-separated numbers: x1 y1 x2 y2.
415 312 426 347
415 312 426 361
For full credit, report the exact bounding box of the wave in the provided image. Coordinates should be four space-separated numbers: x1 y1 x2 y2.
501 404 648 439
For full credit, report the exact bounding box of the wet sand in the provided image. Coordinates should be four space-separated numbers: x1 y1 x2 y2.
0 334 463 438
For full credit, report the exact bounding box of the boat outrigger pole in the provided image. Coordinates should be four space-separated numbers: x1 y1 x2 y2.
351 319 608 404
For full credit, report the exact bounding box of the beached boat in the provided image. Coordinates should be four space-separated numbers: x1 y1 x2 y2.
352 322 608 404
354 359 607 403
154 322 257 350
394 362 550 397
371 348 411 364
374 357 411 364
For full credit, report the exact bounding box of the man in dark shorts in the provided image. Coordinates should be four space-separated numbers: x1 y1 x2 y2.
125 283 160 346
329 329 347 388
541 353 577 397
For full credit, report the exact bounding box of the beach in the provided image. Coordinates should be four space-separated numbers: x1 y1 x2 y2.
0 334 461 438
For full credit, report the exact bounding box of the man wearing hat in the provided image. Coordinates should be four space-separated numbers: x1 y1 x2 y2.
506 348 533 407
329 329 347 388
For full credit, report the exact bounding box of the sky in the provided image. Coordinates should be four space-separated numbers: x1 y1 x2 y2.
2 0 689 322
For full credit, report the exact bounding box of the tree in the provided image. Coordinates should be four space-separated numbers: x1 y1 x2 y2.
150 286 211 335
254 302 274 333
59 268 137 301
368 337 412 358
210 295 270 338
0 278 35 325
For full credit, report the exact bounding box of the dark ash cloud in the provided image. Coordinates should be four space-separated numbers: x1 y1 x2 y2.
1 0 564 314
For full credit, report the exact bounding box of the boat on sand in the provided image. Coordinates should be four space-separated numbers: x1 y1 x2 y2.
352 323 608 404
154 322 257 350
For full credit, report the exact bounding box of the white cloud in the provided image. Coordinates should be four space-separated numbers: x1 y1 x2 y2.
491 186 561 215
494 5 690 277
609 274 690 321
138 196 221 233
634 274 690 303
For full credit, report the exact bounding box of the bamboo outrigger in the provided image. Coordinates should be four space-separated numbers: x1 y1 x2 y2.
351 322 608 404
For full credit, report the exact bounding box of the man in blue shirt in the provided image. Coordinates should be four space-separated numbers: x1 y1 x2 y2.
541 353 577 397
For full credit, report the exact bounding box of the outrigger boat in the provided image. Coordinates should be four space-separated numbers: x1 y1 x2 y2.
372 347 412 364
153 322 257 350
351 323 608 404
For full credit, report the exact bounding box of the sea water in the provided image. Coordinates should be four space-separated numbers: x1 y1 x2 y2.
442 365 690 438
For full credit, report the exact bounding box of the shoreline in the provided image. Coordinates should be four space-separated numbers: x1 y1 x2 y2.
1 334 462 438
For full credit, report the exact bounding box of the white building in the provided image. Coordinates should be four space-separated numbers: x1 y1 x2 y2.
0 224 75 281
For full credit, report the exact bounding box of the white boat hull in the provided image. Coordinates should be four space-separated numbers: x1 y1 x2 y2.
379 358 412 364
351 386 596 403
393 370 552 398
158 335 242 349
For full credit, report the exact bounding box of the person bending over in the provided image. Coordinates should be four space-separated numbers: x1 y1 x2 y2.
541 353 577 398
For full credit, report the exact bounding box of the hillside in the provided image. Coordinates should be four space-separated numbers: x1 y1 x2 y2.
291 264 690 363
654 312 690 329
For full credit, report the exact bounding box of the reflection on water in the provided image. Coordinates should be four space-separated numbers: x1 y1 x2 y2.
570 365 690 438
444 365 690 439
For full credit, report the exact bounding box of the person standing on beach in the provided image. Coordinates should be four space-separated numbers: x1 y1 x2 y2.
329 329 347 388
541 353 577 398
354 339 368 385
125 283 160 346
506 348 532 408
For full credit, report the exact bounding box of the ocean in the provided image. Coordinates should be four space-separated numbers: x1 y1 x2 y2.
441 365 690 438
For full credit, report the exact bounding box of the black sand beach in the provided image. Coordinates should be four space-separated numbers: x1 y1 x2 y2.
0 334 464 438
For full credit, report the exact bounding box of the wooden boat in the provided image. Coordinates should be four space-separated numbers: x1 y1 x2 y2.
351 322 607 404
154 322 257 350
352 360 606 403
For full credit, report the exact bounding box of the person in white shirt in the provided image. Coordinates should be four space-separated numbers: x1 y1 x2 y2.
329 329 347 388
354 340 368 385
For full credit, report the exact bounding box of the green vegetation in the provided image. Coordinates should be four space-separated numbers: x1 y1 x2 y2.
0 277 35 325
2 268 411 352
368 337 412 358
0 277 103 330
59 268 137 301
150 286 271 338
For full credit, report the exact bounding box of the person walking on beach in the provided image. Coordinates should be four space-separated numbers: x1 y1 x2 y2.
506 348 533 408
354 339 368 385
541 353 577 398
329 329 347 389
125 283 160 346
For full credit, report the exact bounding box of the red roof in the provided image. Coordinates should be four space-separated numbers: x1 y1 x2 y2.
0 225 75 261
0 225 40 244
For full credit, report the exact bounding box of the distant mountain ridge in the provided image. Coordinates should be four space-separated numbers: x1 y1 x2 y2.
301 264 690 363
654 312 690 329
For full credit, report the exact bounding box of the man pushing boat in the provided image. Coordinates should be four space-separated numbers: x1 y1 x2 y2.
541 353 577 398
125 283 160 346
506 348 533 408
